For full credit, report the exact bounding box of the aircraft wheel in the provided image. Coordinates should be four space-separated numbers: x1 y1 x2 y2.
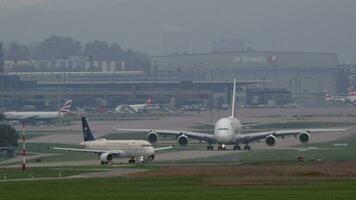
233 145 241 151
244 145 251 150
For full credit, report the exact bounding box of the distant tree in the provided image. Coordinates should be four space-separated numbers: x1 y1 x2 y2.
110 42 124 61
83 40 111 61
0 124 18 147
5 42 31 60
33 35 82 59
4 35 150 71
123 49 149 69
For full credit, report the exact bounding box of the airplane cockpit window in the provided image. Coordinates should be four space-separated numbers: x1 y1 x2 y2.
217 128 229 131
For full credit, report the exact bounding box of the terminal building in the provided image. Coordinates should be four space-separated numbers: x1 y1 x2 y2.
151 51 351 105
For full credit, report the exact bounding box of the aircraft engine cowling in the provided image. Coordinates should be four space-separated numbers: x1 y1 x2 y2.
265 135 277 146
298 132 310 144
100 153 113 163
148 154 155 160
147 131 158 144
177 135 189 146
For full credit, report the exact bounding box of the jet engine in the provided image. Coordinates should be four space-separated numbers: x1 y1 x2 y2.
265 135 277 146
147 131 158 144
298 132 310 144
148 154 155 160
177 135 189 146
100 153 113 163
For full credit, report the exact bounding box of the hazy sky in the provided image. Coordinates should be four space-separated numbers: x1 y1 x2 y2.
0 0 355 63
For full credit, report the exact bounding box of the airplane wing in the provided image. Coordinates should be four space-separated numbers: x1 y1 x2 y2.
115 128 216 143
53 147 122 154
193 122 215 127
241 122 273 128
154 146 173 151
18 115 40 121
237 128 349 143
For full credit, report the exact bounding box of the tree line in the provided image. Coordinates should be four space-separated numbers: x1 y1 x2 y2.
3 35 149 67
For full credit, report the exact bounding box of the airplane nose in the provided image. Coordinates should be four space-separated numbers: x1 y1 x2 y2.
215 130 233 143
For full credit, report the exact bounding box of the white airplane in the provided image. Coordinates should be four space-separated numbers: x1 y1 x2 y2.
54 117 172 164
4 100 72 121
116 78 348 150
325 87 356 104
115 97 159 113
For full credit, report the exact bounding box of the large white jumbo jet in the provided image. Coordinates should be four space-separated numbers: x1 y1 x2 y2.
4 100 73 121
116 78 347 150
54 117 171 164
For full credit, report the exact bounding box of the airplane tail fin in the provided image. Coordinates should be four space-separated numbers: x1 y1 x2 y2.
60 99 72 114
82 117 95 141
146 96 152 105
324 90 331 101
348 86 356 96
231 78 237 118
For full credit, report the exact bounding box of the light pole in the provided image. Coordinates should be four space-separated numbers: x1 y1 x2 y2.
210 69 214 123
62 57 67 84
0 43 4 112
56 74 61 122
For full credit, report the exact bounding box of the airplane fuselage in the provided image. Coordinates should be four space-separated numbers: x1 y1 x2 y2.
214 117 242 144
80 139 155 158
4 111 65 120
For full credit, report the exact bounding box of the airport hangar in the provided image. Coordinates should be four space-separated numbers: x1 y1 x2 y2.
151 50 351 105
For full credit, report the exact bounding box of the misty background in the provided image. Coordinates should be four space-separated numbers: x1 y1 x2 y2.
0 0 355 62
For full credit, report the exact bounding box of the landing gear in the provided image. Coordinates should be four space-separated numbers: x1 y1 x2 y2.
243 145 251 150
217 144 226 150
207 145 214 150
233 145 241 151
128 157 136 164
101 161 108 165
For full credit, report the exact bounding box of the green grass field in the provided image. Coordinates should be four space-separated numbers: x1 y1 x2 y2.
0 176 356 200
0 166 104 179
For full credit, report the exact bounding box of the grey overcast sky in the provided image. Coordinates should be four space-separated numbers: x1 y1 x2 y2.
0 0 355 62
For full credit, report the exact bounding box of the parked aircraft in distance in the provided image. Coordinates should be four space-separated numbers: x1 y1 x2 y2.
4 100 72 122
325 87 356 104
54 117 172 164
116 78 348 150
115 97 160 113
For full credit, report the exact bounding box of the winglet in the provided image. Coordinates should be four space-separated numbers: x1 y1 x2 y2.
231 78 237 118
